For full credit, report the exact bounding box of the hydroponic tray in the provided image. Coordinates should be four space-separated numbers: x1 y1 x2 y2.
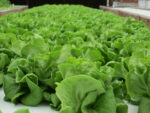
0 5 28 16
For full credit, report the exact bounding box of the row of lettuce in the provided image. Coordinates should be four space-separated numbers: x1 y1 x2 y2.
0 5 150 113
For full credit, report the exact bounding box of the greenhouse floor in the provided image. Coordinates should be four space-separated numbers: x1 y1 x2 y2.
115 7 150 18
100 6 150 26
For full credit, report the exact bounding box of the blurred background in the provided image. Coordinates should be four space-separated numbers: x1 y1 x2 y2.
9 0 106 8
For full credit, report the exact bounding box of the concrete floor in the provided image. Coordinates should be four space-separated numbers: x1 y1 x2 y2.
100 6 150 26
114 7 150 18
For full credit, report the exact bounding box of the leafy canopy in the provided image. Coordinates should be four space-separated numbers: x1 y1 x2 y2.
0 5 150 113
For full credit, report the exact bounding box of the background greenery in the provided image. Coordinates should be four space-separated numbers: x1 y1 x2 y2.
0 0 10 7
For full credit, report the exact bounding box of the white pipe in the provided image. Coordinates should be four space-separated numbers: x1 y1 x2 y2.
107 0 110 6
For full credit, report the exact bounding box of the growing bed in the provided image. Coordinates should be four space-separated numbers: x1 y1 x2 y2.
0 5 149 113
